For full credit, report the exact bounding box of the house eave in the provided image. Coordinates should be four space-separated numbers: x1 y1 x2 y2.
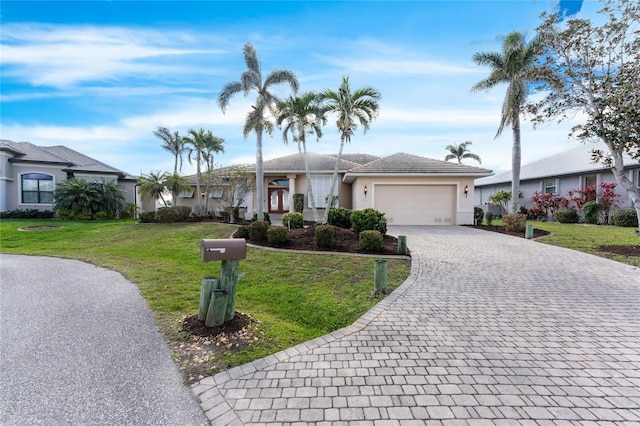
343 172 493 184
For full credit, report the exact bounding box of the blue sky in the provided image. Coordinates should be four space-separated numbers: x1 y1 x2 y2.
1 0 591 177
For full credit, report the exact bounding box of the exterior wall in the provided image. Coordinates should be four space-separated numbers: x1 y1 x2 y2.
6 164 68 212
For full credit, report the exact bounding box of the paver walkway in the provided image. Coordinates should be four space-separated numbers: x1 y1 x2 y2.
193 226 640 425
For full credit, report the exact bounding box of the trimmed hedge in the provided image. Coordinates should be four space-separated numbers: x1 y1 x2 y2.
249 221 269 242
236 225 250 238
138 211 156 223
611 208 639 227
474 207 484 225
554 209 580 224
0 209 55 219
359 230 383 251
267 226 289 246
315 225 335 249
328 207 352 229
293 193 304 213
281 212 304 229
351 208 387 236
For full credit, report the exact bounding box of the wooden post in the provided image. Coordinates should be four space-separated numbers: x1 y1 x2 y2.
397 236 407 255
220 259 240 322
206 290 228 327
374 259 388 296
198 276 219 321
525 224 534 239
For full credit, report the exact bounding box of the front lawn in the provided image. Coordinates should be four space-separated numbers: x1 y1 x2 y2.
0 219 411 382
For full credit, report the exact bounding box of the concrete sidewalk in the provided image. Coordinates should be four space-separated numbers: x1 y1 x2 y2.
0 254 208 425
194 225 640 424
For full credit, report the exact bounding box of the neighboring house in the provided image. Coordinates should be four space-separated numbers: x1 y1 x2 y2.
474 142 640 213
180 151 492 225
0 140 145 212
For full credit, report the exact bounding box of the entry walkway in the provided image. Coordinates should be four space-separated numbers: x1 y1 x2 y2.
194 226 640 424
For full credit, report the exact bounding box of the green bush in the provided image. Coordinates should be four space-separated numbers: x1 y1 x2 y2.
315 225 335 249
74 212 93 221
554 209 580 224
328 207 352 229
174 206 193 222
94 211 109 221
236 225 250 238
351 208 387 236
293 193 304 213
359 230 383 252
56 209 74 220
249 221 269 242
281 212 304 229
0 209 56 219
156 207 178 223
138 211 156 223
611 208 639 227
267 226 289 246
252 212 271 224
474 207 484 225
582 201 603 224
502 213 527 232
485 211 495 226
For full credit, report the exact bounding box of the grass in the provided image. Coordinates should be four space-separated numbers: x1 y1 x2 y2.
0 219 411 373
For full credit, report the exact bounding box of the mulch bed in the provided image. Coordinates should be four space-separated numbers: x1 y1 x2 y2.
596 245 640 256
467 224 551 239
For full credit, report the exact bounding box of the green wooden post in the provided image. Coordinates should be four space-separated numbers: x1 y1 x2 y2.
398 235 407 255
525 224 534 239
206 290 228 327
198 276 219 321
374 259 388 296
220 259 240 322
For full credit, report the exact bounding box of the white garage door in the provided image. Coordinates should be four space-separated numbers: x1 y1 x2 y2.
374 185 456 225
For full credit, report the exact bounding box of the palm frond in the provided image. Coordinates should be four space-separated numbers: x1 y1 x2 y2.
242 42 261 75
264 69 299 93
218 81 243 112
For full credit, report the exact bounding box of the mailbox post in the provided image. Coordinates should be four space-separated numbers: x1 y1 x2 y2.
200 239 246 327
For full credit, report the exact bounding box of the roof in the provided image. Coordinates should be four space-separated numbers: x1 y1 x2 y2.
245 152 365 174
1 140 135 179
343 152 492 183
475 142 640 186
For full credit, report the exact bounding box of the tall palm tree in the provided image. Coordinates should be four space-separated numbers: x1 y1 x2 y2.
184 128 225 215
153 127 185 175
444 141 482 164
472 31 540 213
319 76 381 223
218 42 299 220
137 171 169 209
276 91 326 223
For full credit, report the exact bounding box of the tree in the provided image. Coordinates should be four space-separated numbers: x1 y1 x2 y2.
94 180 127 218
137 171 169 208
211 165 255 223
218 42 299 220
154 127 185 175
531 0 640 231
184 128 225 215
163 172 191 207
276 91 326 223
319 76 381 223
444 141 482 164
472 32 541 213
54 178 126 219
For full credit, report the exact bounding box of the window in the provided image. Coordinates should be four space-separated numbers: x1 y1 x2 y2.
179 189 194 198
208 188 224 199
584 175 597 188
543 179 557 194
309 175 336 208
21 173 54 204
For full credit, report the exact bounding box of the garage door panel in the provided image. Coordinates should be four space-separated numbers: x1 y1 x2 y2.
374 185 455 225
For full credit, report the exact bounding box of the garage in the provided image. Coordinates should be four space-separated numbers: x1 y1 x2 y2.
374 184 456 225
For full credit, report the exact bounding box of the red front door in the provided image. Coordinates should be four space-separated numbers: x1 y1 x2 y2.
268 188 290 213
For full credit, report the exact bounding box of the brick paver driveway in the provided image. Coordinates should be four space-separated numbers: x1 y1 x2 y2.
194 226 640 425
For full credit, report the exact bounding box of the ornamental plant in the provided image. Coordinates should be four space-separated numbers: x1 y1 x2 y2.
315 225 335 249
328 207 352 229
249 221 269 241
281 212 304 229
502 213 527 232
351 208 387 236
611 208 638 227
530 190 567 221
359 230 383 252
267 227 289 246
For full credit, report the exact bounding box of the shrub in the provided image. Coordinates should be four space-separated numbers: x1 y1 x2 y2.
502 213 527 232
174 206 193 222
328 207 352 229
74 212 93 221
554 209 580 224
0 209 56 219
582 201 603 224
518 206 529 216
351 208 387 236
359 230 383 252
138 211 156 223
121 202 138 219
236 225 250 238
293 193 304 213
156 207 178 223
315 225 335 249
474 207 484 225
94 211 109 221
611 208 639 227
249 221 269 242
252 212 271 224
267 226 289 246
485 211 495 226
281 212 304 229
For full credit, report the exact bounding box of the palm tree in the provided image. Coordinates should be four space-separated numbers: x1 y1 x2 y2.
276 92 326 223
319 76 381 223
472 31 540 213
153 127 185 175
184 128 225 215
163 172 191 207
218 42 299 220
137 171 169 209
53 178 101 217
444 141 482 164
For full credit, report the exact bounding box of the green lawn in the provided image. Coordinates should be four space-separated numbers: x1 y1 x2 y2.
0 219 411 376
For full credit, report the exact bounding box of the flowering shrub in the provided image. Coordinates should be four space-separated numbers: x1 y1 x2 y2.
502 213 527 232
530 191 567 221
567 185 597 210
598 182 620 223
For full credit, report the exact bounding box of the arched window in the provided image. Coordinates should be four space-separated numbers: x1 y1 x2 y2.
21 173 54 204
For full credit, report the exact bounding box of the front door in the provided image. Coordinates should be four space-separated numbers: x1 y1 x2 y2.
269 188 290 213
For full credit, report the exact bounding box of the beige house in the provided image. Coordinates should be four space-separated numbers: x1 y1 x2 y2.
181 152 492 225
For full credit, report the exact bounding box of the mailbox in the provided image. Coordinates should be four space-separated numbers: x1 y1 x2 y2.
201 239 247 261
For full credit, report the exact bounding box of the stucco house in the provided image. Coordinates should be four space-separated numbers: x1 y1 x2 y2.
474 143 640 213
180 152 492 225
0 140 143 213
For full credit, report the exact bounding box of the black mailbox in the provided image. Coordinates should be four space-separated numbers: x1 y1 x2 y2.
201 239 247 261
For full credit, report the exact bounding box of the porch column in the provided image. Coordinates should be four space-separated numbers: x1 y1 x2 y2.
287 174 296 212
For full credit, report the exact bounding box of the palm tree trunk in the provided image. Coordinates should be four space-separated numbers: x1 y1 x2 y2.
195 157 202 214
511 114 521 214
323 136 345 223
255 125 265 220
300 140 320 223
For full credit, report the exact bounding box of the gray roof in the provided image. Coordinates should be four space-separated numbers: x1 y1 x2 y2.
338 153 380 165
343 152 492 183
246 152 363 173
1 140 135 179
475 142 640 186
